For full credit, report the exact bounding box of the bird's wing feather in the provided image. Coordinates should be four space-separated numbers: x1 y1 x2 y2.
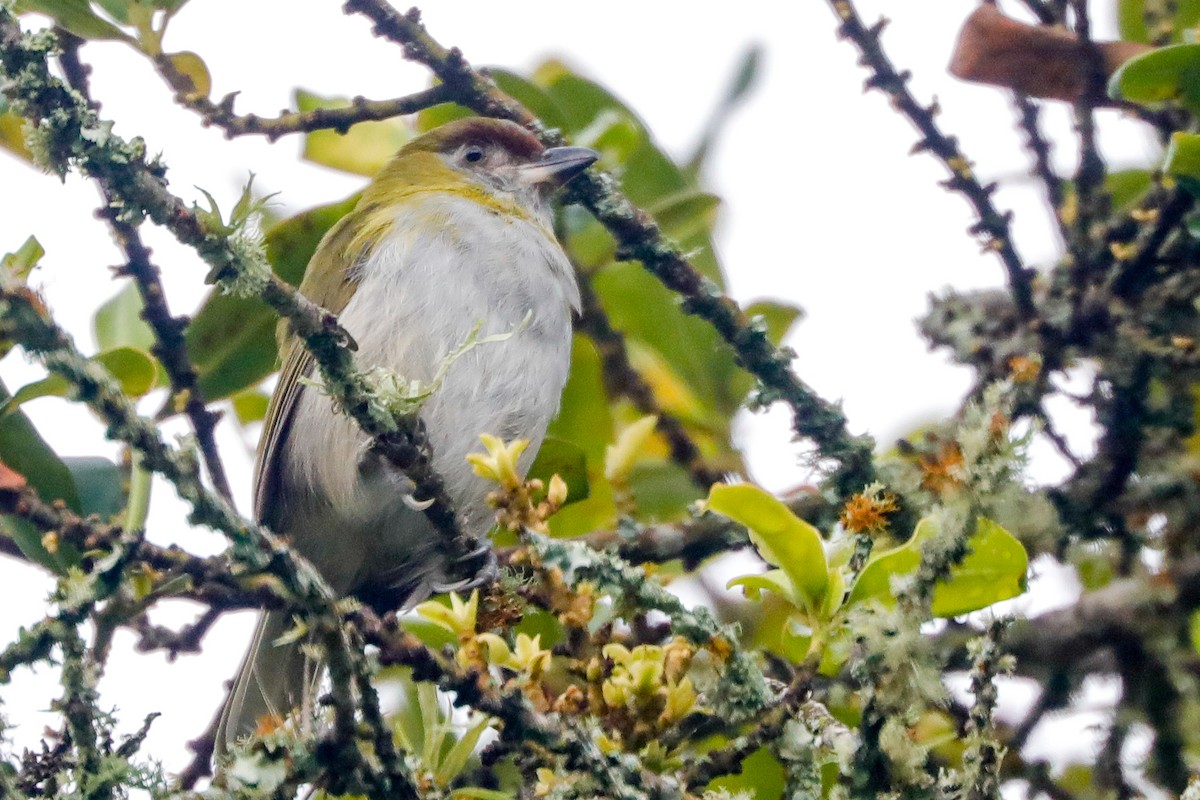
252 212 366 525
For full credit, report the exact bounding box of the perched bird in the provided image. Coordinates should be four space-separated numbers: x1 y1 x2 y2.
216 117 597 752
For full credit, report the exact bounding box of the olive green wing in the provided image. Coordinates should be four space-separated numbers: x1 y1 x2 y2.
252 212 367 525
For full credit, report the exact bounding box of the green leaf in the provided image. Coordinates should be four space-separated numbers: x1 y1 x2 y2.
707 747 785 800
64 456 123 518
2 235 44 280
527 436 589 505
727 569 796 604
546 336 617 537
704 483 829 613
165 51 211 97
435 716 489 785
490 69 569 132
451 789 514 800
648 191 721 243
1103 169 1154 211
846 517 1029 617
0 101 33 165
1164 132 1200 196
297 89 411 176
3 346 158 413
231 388 269 425
93 0 129 23
1119 0 1152 43
1108 43 1200 113
930 517 1028 616
744 300 804 345
0 381 83 573
627 461 702 520
184 294 278 401
1117 0 1200 44
185 195 359 402
94 282 155 353
14 0 134 41
266 193 360 286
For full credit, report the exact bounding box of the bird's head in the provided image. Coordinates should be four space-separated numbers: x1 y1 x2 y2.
366 117 598 221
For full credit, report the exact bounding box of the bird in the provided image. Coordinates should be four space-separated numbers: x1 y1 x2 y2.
215 117 597 754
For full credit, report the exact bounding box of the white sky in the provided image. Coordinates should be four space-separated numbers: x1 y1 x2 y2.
0 0 1163 788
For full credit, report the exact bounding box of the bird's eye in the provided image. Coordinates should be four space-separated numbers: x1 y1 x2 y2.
464 146 485 164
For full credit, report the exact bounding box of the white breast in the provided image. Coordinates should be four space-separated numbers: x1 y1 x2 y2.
282 194 578 586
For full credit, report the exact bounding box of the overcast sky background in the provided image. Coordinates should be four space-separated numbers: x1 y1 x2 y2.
0 1 1165 791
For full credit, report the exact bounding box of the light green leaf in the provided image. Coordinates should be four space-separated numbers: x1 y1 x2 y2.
704 483 828 613
15 0 134 41
231 388 269 425
0 100 33 165
451 789 514 800
165 51 210 97
2 236 44 280
846 517 1029 617
727 569 797 605
3 346 158 413
1108 43 1200 113
1164 132 1200 196
297 89 411 176
434 716 489 785
1118 0 1200 43
94 282 155 353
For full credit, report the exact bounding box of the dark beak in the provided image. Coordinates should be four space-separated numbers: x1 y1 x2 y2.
518 146 599 188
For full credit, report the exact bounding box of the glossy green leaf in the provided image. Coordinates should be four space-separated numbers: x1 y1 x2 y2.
527 436 589 506
2 235 43 280
297 89 410 177
15 0 134 41
1108 43 1200 113
94 282 155 353
847 517 1029 617
704 483 828 613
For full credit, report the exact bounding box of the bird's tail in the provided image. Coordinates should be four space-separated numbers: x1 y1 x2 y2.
214 610 312 759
